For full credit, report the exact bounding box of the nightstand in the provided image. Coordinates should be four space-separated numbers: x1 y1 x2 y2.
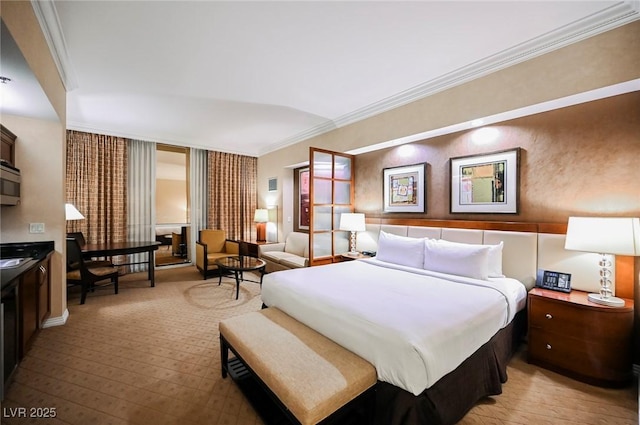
339 252 368 261
527 288 634 387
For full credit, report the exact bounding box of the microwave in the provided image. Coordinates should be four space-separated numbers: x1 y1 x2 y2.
0 162 20 206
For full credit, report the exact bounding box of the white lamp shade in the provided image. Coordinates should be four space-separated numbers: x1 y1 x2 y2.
564 217 640 256
254 209 268 223
65 203 85 220
339 213 366 232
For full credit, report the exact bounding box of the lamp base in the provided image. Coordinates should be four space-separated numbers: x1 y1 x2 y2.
587 293 625 307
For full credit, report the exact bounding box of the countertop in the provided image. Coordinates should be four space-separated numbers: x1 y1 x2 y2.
1 241 54 290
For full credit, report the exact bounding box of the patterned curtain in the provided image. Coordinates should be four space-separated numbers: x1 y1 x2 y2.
66 130 128 243
208 151 257 241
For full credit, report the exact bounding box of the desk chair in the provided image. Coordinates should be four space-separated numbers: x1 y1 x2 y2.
67 232 112 268
66 238 119 304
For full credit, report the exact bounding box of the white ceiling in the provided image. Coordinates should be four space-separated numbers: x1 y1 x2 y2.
2 1 638 157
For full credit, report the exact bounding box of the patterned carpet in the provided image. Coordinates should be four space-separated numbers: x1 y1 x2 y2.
3 266 264 425
2 265 638 424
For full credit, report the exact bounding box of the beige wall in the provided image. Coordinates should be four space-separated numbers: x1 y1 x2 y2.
156 179 188 224
258 21 640 236
1 2 67 321
356 92 640 221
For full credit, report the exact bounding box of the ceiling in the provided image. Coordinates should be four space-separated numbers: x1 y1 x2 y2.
2 1 638 157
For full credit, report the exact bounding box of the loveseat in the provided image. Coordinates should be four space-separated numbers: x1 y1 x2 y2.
259 232 309 273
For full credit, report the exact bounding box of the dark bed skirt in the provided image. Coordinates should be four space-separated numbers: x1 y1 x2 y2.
375 310 527 425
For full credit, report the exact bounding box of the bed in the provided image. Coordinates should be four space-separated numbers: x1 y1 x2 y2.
260 221 610 425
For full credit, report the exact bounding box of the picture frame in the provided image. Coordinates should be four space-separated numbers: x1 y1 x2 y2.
298 168 310 230
450 148 520 214
383 163 426 213
536 269 572 293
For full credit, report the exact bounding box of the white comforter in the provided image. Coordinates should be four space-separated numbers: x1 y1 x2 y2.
261 258 527 396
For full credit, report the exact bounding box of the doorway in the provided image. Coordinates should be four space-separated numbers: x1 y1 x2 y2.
155 145 190 266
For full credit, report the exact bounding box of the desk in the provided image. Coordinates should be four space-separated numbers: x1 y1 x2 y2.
82 241 160 287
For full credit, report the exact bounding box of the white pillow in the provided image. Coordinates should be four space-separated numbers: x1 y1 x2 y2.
431 239 504 278
486 241 505 278
376 231 425 269
423 239 491 280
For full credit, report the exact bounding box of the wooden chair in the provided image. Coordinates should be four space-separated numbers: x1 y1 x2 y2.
195 229 239 279
67 232 113 268
66 238 119 304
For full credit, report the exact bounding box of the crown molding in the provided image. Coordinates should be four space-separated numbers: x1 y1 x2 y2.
31 0 78 91
264 1 640 155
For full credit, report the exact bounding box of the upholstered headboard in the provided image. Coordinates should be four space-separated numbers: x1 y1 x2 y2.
357 220 619 294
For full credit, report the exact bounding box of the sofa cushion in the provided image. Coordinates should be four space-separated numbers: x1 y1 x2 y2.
279 256 308 269
284 232 309 258
206 252 235 264
262 251 298 264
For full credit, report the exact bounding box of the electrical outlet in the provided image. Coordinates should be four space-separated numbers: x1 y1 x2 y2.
29 223 45 233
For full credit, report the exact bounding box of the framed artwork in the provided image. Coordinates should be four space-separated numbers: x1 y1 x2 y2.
298 168 310 229
536 269 572 293
450 148 520 214
383 163 426 213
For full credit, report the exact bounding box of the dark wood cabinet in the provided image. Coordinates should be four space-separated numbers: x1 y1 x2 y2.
38 262 50 326
528 288 633 387
239 240 275 258
18 257 50 358
1 124 16 166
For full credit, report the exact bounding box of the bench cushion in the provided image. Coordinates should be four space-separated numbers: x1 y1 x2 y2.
219 308 376 425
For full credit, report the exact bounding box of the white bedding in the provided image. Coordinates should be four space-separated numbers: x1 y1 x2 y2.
261 258 527 396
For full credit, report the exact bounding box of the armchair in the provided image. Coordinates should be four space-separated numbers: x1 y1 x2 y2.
195 229 239 279
171 225 189 258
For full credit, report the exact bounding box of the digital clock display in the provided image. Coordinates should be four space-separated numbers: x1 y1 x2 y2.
536 269 571 293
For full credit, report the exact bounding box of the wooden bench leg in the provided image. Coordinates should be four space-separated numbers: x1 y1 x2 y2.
220 334 229 379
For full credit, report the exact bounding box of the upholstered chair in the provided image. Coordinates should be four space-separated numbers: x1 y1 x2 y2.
195 230 239 279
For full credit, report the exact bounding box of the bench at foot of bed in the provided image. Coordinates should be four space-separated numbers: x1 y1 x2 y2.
219 307 377 425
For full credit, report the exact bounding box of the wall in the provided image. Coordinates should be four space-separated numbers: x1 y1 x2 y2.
356 92 640 221
257 21 640 235
1 2 68 322
156 179 188 224
256 21 640 363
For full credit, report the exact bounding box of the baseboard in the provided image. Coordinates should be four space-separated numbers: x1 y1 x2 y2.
42 309 69 328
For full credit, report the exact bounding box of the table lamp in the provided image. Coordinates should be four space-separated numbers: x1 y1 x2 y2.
564 217 640 307
65 203 85 220
339 213 366 254
254 209 268 242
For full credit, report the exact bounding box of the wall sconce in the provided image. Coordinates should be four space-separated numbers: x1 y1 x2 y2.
254 209 268 242
339 213 366 254
564 216 640 307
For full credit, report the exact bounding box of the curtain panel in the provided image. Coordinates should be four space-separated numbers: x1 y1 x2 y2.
190 148 208 255
66 130 128 244
127 139 156 272
207 151 257 241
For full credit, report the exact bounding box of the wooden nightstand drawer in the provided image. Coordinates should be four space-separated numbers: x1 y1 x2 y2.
528 329 632 384
528 297 631 343
529 330 585 370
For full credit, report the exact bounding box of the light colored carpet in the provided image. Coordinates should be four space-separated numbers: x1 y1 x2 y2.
2 266 638 425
